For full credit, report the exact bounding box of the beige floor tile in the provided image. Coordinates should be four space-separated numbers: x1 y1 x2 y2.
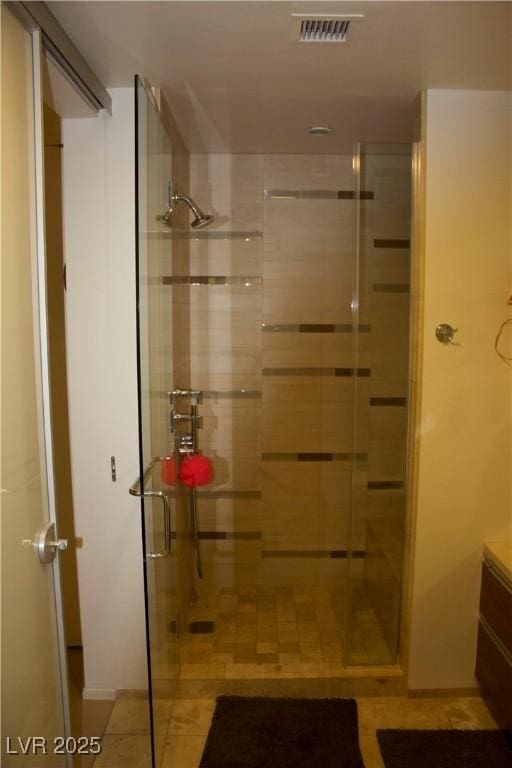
175 680 219 699
161 735 207 768
442 697 498 729
321 645 343 663
224 662 281 679
179 664 225 680
105 699 172 736
92 734 151 768
211 651 234 664
358 697 452 731
358 732 386 768
70 698 114 739
257 641 278 653
279 652 302 664
168 700 215 736
281 662 333 679
299 644 323 662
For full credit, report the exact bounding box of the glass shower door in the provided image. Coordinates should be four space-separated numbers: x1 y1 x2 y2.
134 76 180 766
346 143 413 665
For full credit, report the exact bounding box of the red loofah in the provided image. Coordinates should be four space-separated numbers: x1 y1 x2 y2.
160 456 177 486
179 454 214 488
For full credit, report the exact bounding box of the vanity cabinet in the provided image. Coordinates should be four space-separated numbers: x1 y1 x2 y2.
475 551 512 729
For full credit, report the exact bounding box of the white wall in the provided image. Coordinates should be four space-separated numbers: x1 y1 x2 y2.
62 88 147 696
408 90 512 690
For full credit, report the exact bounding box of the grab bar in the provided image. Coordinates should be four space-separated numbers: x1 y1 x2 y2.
129 457 172 560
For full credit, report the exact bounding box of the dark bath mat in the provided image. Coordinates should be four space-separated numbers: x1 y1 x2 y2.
377 728 512 768
199 695 364 768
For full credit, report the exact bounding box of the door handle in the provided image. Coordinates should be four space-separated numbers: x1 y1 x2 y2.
22 521 68 564
129 457 172 559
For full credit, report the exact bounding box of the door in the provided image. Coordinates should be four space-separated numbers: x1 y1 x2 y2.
133 76 181 767
1 6 71 766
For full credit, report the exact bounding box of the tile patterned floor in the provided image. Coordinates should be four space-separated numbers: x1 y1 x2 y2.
81 593 499 767
92 694 499 768
181 584 391 668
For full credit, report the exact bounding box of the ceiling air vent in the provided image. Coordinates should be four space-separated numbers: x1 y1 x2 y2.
292 14 364 44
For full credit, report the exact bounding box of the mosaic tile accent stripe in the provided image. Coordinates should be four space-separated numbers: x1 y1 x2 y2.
373 283 410 293
367 480 404 490
151 230 263 241
335 367 371 377
195 490 262 499
264 189 374 200
262 367 371 377
180 230 263 240
162 389 261 400
198 531 262 540
262 452 368 462
261 549 365 559
163 276 262 286
373 238 410 249
202 390 262 400
369 397 407 406
262 323 371 333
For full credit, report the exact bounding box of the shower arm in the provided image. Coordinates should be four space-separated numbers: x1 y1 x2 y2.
159 181 213 229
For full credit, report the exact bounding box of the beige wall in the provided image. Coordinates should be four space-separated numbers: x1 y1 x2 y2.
408 90 512 690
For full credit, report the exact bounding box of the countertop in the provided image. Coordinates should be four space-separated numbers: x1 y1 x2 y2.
484 540 512 584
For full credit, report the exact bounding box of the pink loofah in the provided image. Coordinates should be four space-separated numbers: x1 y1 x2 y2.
179 454 214 488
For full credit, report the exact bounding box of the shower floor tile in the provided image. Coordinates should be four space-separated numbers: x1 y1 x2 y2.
181 586 347 669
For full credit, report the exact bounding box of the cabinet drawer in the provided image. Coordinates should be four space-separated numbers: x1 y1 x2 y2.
476 620 512 729
479 561 512 655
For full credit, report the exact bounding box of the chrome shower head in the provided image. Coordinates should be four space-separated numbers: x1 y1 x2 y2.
167 191 215 230
190 212 215 230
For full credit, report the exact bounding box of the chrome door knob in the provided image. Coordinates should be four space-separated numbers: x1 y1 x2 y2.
22 522 68 563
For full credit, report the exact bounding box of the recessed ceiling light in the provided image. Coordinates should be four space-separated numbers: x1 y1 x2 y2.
305 125 334 136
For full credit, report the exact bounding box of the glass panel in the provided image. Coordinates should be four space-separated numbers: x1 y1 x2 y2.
179 154 356 670
1 6 67 765
347 143 413 665
135 76 180 767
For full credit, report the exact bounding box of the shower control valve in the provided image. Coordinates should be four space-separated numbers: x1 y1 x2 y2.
169 411 192 433
169 410 203 433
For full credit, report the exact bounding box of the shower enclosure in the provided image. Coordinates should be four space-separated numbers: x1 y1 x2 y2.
134 79 412 764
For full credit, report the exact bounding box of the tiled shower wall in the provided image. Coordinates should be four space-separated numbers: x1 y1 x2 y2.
175 152 411 657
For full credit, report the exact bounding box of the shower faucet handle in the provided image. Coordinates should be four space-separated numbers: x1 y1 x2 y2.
169 408 203 433
168 388 203 405
169 411 191 433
